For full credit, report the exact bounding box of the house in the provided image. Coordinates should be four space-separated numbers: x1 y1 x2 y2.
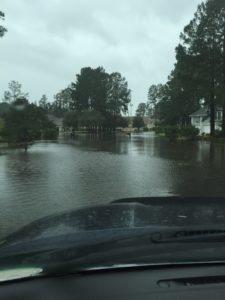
143 117 156 130
190 107 223 134
47 115 64 133
125 116 156 130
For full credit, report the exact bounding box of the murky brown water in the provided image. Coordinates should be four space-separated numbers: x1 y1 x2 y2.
0 132 225 237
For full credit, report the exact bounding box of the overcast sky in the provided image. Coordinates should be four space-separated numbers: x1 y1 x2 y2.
0 0 201 109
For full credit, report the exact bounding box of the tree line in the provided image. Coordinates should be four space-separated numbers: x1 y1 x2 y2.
1 67 131 132
137 0 225 136
0 69 131 145
38 67 131 131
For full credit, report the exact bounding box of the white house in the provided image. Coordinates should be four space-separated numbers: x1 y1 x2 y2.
190 107 223 134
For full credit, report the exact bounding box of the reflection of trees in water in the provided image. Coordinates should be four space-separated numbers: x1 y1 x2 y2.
72 133 130 155
152 138 199 162
168 141 225 197
209 143 225 167
197 141 225 167
6 151 44 180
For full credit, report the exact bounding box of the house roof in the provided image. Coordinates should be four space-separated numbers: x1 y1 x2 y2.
189 107 208 117
190 106 223 117
47 114 63 127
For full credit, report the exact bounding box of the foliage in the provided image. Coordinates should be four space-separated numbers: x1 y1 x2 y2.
37 67 131 130
179 126 200 139
136 103 147 117
133 116 145 129
78 110 105 129
71 67 130 128
106 72 131 115
214 129 225 138
0 117 4 133
157 125 199 140
2 99 58 146
2 81 29 103
163 126 179 140
116 116 129 128
145 1 225 136
147 84 166 117
63 111 78 129
0 102 10 117
178 0 225 135
38 95 48 112
72 67 107 113
42 120 59 139
52 87 73 117
0 11 7 38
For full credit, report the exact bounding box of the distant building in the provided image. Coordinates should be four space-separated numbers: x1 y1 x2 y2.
125 116 156 129
142 117 156 130
190 107 223 134
47 115 64 133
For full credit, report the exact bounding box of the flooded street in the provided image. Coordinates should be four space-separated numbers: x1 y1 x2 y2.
0 132 225 237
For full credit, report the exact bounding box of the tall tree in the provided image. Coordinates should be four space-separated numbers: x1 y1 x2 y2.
0 11 7 38
71 67 131 129
106 72 131 116
136 103 147 117
38 94 48 112
147 84 168 117
72 67 108 113
133 116 145 130
2 81 29 103
159 45 201 125
180 0 225 135
53 86 73 114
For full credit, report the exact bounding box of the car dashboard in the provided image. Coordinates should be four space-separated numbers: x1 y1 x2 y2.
1 263 225 299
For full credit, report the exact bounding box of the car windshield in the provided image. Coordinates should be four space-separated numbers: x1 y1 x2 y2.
1 0 225 281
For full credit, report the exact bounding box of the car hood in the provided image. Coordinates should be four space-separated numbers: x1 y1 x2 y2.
2 197 225 246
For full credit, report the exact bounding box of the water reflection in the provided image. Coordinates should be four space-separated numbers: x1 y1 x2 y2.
0 132 225 237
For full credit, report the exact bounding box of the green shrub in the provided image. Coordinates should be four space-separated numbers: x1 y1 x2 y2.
179 126 199 139
43 127 59 140
156 125 199 140
155 125 165 134
214 130 224 138
164 125 179 140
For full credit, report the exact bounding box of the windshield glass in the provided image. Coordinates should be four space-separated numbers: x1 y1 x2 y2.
1 0 225 281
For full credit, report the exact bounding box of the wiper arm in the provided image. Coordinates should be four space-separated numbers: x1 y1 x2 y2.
151 229 225 244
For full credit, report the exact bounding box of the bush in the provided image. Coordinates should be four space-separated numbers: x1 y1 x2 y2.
133 116 145 129
155 125 199 140
214 130 224 138
179 126 199 139
155 125 165 134
42 120 59 140
116 116 129 128
43 127 59 140
63 112 78 130
164 125 179 140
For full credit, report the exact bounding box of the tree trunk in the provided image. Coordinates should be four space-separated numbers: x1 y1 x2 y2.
210 38 216 137
222 28 225 135
210 88 215 136
222 106 225 134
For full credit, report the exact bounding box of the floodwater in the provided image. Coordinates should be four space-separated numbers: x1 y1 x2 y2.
0 132 225 237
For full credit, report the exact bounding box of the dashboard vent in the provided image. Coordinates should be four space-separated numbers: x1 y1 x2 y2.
158 276 225 288
175 230 225 238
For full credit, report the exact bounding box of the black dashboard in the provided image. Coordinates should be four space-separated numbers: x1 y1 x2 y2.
1 264 225 299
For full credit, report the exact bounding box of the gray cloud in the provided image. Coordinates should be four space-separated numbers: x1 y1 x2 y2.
0 0 200 109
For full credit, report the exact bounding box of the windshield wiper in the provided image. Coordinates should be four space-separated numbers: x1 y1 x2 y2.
151 229 225 244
